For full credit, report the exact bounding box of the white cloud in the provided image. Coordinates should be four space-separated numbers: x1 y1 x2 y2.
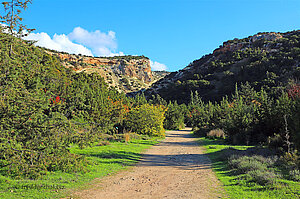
150 60 167 71
25 32 93 56
68 27 123 57
23 27 167 70
24 27 124 57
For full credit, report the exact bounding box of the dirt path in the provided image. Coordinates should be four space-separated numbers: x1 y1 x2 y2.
73 128 227 199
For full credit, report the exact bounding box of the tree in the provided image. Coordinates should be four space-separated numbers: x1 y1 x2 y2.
124 104 166 137
164 101 186 130
0 0 34 55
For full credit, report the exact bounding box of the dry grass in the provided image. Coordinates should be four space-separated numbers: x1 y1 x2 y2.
124 133 130 143
96 140 110 146
207 129 225 139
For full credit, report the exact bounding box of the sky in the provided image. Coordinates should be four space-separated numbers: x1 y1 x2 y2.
11 0 300 71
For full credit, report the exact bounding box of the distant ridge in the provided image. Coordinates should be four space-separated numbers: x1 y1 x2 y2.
145 30 300 103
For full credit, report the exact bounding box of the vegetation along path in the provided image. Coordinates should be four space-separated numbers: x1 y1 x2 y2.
73 128 226 199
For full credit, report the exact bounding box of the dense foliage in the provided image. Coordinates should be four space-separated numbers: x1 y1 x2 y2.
149 95 186 130
163 102 186 130
0 31 166 179
189 83 300 192
189 84 300 149
124 104 166 137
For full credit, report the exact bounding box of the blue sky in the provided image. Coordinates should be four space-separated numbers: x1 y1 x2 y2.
18 0 300 71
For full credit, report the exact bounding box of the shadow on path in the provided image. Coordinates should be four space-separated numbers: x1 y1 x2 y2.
138 153 212 170
136 129 212 171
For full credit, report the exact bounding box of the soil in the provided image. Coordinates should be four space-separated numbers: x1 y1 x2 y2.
72 128 227 199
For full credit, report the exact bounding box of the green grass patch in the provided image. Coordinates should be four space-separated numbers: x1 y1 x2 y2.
0 138 160 199
199 137 300 199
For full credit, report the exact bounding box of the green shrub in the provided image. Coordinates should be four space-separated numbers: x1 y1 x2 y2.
280 151 300 169
246 170 277 185
229 155 279 185
229 156 268 173
163 101 186 130
289 169 300 181
124 104 166 137
0 175 10 184
189 83 300 150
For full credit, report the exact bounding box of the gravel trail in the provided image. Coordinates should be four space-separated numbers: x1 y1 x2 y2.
73 128 227 199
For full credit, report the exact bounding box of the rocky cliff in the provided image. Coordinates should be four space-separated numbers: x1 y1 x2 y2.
47 51 168 93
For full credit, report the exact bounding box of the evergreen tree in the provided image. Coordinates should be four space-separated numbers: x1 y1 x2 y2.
0 0 34 55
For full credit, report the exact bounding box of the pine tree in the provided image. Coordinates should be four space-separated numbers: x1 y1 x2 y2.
0 0 34 56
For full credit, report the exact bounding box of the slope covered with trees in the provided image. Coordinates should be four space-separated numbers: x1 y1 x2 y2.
147 31 300 103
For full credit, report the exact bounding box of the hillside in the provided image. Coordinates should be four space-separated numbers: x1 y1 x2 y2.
146 30 300 103
46 50 169 93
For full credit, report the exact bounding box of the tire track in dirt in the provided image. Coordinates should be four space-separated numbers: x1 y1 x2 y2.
72 128 227 199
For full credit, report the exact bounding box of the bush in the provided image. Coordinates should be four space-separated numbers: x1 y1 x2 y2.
163 101 186 130
0 175 10 184
246 170 277 185
229 155 279 185
189 83 300 150
124 104 166 137
280 151 300 169
289 169 300 181
229 156 268 174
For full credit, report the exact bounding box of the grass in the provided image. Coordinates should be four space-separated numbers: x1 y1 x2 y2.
0 138 160 199
199 137 300 199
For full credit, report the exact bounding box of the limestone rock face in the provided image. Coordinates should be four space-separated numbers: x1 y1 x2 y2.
46 51 168 93
51 53 152 83
117 59 152 83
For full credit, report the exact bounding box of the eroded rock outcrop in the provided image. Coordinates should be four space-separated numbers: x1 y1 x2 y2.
50 52 152 83
250 32 282 43
46 51 168 93
213 32 282 55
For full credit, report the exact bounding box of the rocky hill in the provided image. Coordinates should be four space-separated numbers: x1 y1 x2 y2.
145 30 300 103
46 51 169 93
